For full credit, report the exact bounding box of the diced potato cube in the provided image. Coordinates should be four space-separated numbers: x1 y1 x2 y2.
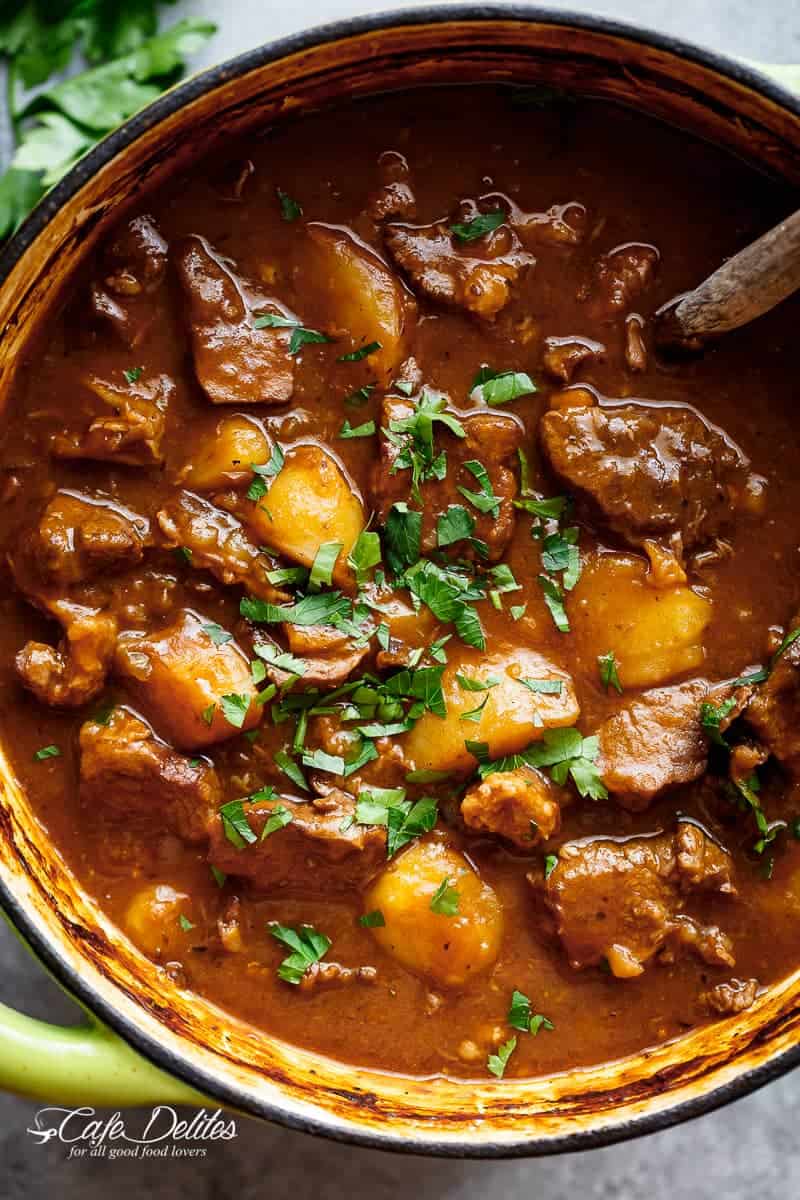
115 608 261 749
301 223 416 376
364 837 503 987
240 443 364 589
124 883 196 958
404 647 580 776
179 414 270 490
569 553 712 688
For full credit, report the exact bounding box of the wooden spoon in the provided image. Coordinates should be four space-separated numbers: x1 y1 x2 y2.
654 208 800 352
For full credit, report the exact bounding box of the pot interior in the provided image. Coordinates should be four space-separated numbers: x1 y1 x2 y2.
0 11 799 1153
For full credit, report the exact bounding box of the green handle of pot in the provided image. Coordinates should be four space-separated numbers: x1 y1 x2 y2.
0 1001 205 1107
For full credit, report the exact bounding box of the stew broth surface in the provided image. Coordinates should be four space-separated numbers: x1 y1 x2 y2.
2 86 800 1080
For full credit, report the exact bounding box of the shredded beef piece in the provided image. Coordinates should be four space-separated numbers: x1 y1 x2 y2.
174 235 295 405
52 373 170 467
79 707 219 843
372 396 523 563
703 977 760 1016
16 491 149 588
743 622 800 773
384 202 534 319
16 601 117 708
540 403 754 557
538 821 736 977
156 490 287 603
597 679 711 810
367 151 416 222
90 215 168 347
207 789 386 894
461 767 567 848
542 336 605 383
586 243 659 318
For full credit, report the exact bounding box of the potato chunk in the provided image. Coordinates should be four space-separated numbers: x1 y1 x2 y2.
124 883 196 958
403 648 580 776
569 554 712 688
236 443 364 589
179 414 270 491
365 837 503 987
300 223 416 377
115 608 260 749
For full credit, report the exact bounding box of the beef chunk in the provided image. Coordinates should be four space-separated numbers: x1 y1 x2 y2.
540 403 754 557
207 789 386 895
373 396 523 562
703 977 760 1016
115 609 261 749
743 625 800 773
461 767 567 848
52 373 170 467
156 490 287 602
16 601 117 708
586 243 659 319
498 195 588 249
79 707 219 843
90 215 168 347
597 679 711 810
16 490 149 588
384 205 534 319
542 336 605 383
174 235 294 405
367 151 416 222
539 821 736 977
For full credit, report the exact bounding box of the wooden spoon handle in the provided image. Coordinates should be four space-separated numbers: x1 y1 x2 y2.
655 208 800 350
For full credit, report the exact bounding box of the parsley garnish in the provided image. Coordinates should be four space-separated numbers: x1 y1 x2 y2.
359 910 386 928
348 531 382 584
220 693 251 730
430 877 460 916
274 748 309 791
339 419 376 439
508 989 554 1035
541 528 581 590
514 495 568 521
246 444 285 501
201 702 216 726
386 391 465 502
450 209 505 242
538 574 570 632
270 923 331 985
302 748 345 775
202 622 233 647
338 341 382 362
210 865 227 888
544 854 558 879
404 559 485 650
475 727 607 800
33 744 60 761
123 366 143 384
178 914 194 932
385 502 422 573
252 313 331 356
470 368 537 407
259 804 293 841
345 383 376 407
701 696 738 747
309 541 343 591
487 1036 517 1079
456 674 500 692
437 504 475 549
458 459 500 517
598 651 623 695
220 799 257 848
387 797 438 857
277 187 302 221
241 591 352 628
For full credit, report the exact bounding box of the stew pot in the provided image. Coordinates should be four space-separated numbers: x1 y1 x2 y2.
0 4 798 1158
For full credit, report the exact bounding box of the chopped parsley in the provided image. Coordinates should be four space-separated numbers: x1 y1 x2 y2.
470 368 537 407
252 312 331 355
241 591 352 628
514 495 568 521
598 651 623 695
385 502 422 573
701 695 737 747
541 527 581 590
246 443 285 501
359 910 386 928
270 923 331 985
201 702 216 726
202 622 233 647
487 1036 517 1079
458 459 500 517
473 727 607 800
339 419 376 439
33 744 60 761
123 366 143 384
456 674 500 692
430 877 460 916
345 383 376 407
348 531 381 584
404 559 485 650
210 865 227 888
220 693 251 730
387 797 438 858
309 541 343 591
277 187 302 222
178 914 195 932
437 504 475 549
302 748 345 775
219 799 257 848
450 209 505 242
508 989 554 1036
259 804 293 840
519 677 563 695
538 574 569 632
386 390 465 503
274 748 309 792
338 340 382 362
544 854 558 879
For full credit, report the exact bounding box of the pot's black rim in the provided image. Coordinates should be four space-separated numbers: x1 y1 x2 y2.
1 2 799 1160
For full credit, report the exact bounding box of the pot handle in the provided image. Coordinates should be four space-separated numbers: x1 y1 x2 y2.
0 917 205 1106
741 61 800 92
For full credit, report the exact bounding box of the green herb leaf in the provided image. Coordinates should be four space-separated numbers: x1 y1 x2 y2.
458 459 500 517
538 574 570 632
514 495 568 520
430 877 460 916
348 531 381 584
277 187 302 221
220 693 251 730
519 677 563 695
123 366 143 384
487 1036 517 1079
544 854 558 879
274 748 309 791
241 591 352 628
339 419 376 439
450 209 505 242
701 696 738 748
302 748 345 775
220 799 257 848
202 622 233 647
345 383 376 407
456 674 500 693
309 541 343 592
598 651 623 695
471 369 537 407
437 504 475 548
359 910 386 928
385 502 422 574
201 702 216 726
385 797 438 858
33 744 60 761
260 804 293 841
178 914 194 932
270 923 331 985
338 341 382 362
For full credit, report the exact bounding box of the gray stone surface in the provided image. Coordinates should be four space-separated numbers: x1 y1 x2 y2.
1 0 799 1195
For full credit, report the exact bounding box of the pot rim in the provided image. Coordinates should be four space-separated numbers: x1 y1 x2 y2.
1 2 799 1158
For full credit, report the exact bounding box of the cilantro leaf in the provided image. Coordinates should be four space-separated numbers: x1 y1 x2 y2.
514 495 568 520
487 1036 517 1078
701 696 737 747
202 622 233 647
348 530 381 584
259 804 293 841
302 748 345 775
274 748 309 792
519 677 563 695
508 989 554 1036
270 923 331 985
